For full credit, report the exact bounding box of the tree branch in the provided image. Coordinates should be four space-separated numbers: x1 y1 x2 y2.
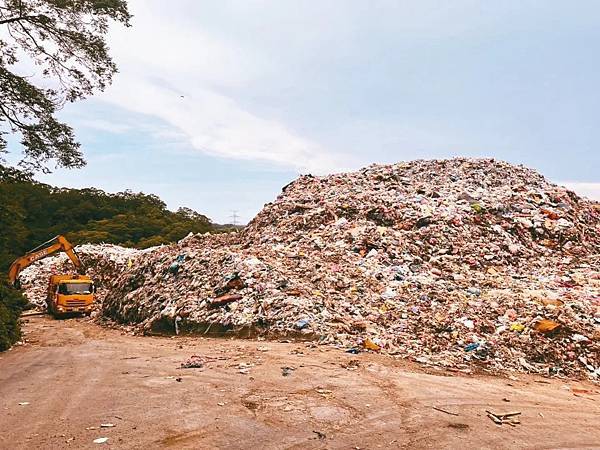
0 15 40 26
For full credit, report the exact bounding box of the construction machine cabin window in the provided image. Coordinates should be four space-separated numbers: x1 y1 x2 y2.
59 283 93 295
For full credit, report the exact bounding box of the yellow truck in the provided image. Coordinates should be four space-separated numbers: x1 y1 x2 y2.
8 236 96 317
46 274 95 316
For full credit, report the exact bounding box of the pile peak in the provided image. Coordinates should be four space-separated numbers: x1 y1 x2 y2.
246 158 599 261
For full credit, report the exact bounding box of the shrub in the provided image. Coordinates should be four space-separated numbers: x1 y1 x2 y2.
0 282 27 351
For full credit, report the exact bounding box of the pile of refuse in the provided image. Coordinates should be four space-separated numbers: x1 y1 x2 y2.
19 244 143 308
19 159 599 379
100 159 600 379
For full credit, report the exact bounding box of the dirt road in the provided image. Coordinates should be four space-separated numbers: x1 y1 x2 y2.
0 316 599 449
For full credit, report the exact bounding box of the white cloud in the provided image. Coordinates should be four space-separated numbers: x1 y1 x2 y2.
560 182 600 201
92 0 353 174
101 75 350 173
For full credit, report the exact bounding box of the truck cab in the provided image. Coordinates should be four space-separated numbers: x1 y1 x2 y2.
47 274 95 316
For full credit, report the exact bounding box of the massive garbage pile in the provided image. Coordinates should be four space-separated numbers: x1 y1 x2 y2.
21 159 600 379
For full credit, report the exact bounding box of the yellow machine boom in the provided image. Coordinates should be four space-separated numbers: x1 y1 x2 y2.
8 235 84 286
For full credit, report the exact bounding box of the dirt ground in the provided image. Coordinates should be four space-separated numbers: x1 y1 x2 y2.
0 316 599 450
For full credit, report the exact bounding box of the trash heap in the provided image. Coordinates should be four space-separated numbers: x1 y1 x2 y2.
81 159 600 377
19 244 143 308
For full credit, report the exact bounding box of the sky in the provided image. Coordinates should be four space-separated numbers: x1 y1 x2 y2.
8 0 600 223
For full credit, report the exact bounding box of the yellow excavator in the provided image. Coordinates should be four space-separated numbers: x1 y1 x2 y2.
8 236 96 317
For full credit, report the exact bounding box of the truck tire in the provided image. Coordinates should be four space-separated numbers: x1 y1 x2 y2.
47 301 57 318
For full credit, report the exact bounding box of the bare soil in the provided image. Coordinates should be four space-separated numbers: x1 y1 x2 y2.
0 315 599 449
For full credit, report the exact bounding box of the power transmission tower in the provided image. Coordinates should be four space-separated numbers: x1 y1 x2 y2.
230 210 240 226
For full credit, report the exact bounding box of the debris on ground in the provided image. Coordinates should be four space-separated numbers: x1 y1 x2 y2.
179 355 206 369
486 410 522 426
315 388 335 399
312 430 326 440
20 159 600 379
433 406 459 416
281 366 295 376
238 362 253 374
341 359 361 370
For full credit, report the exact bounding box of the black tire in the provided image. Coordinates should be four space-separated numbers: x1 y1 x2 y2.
47 301 56 318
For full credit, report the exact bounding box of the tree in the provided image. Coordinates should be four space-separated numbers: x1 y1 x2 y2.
0 0 130 172
0 163 218 270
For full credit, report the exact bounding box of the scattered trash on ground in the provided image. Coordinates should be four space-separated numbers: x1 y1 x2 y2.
315 388 334 398
281 366 295 376
486 410 521 426
433 406 459 416
179 355 206 369
312 430 326 440
238 362 253 374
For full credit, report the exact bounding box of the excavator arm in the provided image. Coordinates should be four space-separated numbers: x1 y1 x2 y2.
7 236 84 287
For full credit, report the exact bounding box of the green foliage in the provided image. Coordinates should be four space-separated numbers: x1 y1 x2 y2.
0 163 219 351
0 281 27 351
0 164 216 271
0 0 130 172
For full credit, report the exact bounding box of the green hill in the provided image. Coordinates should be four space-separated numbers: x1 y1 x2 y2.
0 165 220 272
0 164 223 350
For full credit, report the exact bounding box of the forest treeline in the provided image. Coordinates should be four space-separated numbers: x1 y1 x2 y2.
0 164 224 272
